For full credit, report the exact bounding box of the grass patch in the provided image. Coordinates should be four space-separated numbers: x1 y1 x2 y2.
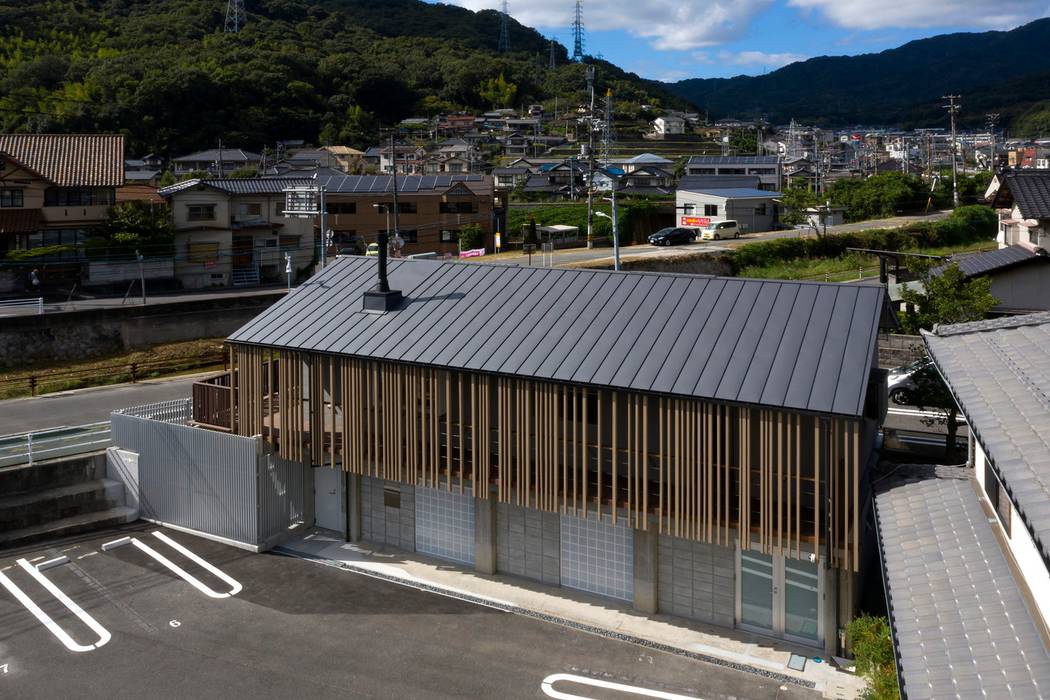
0 338 227 400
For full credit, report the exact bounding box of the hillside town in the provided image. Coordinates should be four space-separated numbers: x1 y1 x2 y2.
3 2 1050 700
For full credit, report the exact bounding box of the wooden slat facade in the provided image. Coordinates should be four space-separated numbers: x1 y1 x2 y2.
227 347 863 571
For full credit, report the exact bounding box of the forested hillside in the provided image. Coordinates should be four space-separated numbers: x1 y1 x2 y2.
666 18 1050 133
0 0 683 155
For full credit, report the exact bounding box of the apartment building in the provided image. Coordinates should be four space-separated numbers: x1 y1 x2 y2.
685 156 783 191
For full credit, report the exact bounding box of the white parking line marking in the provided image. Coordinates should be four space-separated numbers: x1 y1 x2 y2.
129 532 241 599
540 673 703 700
0 559 111 653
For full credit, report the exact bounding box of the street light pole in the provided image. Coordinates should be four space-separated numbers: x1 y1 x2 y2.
136 249 145 305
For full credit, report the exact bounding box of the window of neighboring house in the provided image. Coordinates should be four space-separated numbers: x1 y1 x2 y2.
237 202 262 217
440 201 477 214
984 462 1012 536
440 229 457 243
279 235 300 253
690 168 716 175
274 201 284 216
447 162 464 173
755 203 767 216
682 203 696 215
188 241 220 264
44 187 115 206
704 204 718 216
397 229 418 243
187 204 216 221
397 202 417 214
328 202 357 215
719 168 746 175
0 189 24 207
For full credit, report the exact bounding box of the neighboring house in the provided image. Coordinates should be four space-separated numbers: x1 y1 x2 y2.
931 243 1050 313
317 173 497 256
618 153 673 174
319 145 365 173
989 170 1050 249
436 114 477 137
676 186 783 232
521 161 584 198
124 159 160 185
677 175 762 191
172 148 262 178
592 166 673 197
875 314 1050 699
651 115 685 137
379 144 427 175
159 178 315 289
685 156 783 191
801 206 847 230
492 166 529 190
0 133 124 259
200 256 890 656
362 146 382 169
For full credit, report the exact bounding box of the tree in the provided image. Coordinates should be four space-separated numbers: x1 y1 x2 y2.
478 73 517 108
228 166 258 178
898 261 997 335
907 357 965 457
847 615 899 700
86 201 174 260
779 183 818 228
458 223 484 251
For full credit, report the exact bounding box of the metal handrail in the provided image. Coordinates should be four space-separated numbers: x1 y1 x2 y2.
0 297 43 315
0 421 111 468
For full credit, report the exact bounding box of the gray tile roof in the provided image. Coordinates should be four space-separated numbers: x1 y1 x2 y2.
687 155 781 165
932 244 1048 278
995 171 1050 220
876 464 1050 700
228 257 886 416
925 313 1050 561
172 148 262 163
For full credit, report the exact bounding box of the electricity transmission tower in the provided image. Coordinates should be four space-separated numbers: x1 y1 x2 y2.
571 1 585 62
943 95 960 208
497 0 510 53
224 0 245 33
548 39 557 69
986 112 999 172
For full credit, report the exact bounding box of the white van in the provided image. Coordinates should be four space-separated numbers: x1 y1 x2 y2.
700 220 740 240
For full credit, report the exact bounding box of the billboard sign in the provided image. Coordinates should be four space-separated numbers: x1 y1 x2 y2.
680 216 711 228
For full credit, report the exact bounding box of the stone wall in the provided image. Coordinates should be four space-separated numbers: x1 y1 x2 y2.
361 477 416 551
657 534 735 627
0 293 283 369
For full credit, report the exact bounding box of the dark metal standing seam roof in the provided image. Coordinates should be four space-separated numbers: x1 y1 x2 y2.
932 244 1048 278
876 465 1050 700
925 312 1050 563
687 155 781 165
228 257 886 417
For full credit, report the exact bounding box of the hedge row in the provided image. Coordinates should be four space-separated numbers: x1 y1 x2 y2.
730 205 997 273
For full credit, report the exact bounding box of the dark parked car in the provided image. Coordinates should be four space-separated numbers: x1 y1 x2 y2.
648 227 696 246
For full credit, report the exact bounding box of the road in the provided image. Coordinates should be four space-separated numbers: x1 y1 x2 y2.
0 286 286 318
0 526 818 700
0 375 199 435
488 210 951 269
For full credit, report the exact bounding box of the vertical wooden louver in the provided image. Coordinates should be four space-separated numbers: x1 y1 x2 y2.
232 347 864 571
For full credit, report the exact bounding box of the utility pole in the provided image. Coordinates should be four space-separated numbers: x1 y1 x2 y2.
389 133 401 249
986 113 999 173
585 65 596 248
943 95 960 208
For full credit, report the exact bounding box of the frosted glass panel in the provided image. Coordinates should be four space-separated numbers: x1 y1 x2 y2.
740 551 773 630
785 558 820 641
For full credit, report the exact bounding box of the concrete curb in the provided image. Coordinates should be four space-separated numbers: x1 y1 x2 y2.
272 545 816 690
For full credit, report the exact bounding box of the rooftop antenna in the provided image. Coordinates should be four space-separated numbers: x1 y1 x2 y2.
497 0 510 53
224 0 245 33
571 0 585 62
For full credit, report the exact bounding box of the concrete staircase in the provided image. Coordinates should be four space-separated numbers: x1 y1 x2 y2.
0 452 136 550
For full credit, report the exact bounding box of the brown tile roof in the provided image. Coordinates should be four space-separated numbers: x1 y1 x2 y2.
0 208 42 235
116 184 165 205
0 134 124 187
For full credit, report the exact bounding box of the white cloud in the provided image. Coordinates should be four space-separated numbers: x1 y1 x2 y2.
787 0 1049 30
731 50 808 67
443 0 773 50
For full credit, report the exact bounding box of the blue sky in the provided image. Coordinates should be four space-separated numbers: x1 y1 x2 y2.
437 0 1050 81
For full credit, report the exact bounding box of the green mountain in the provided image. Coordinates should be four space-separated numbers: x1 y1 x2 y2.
0 0 683 155
664 18 1050 133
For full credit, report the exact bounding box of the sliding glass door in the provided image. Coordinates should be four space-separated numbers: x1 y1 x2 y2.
737 549 823 646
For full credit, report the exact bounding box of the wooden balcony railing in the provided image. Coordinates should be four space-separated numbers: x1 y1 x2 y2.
192 372 233 432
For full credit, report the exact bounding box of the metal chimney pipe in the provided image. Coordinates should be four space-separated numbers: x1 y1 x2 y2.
376 230 391 293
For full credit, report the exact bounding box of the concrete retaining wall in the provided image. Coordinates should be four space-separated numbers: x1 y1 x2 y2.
361 476 416 551
878 333 923 369
0 292 283 368
657 534 735 627
495 502 560 586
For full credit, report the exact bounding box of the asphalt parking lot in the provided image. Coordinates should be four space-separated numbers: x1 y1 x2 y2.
0 524 818 700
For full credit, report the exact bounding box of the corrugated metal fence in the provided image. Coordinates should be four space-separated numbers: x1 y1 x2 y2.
110 406 304 550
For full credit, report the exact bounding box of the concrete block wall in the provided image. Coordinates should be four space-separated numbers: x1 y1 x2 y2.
361 477 415 551
657 534 735 627
495 502 560 586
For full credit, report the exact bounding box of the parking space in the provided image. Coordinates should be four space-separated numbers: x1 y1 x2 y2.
0 525 818 699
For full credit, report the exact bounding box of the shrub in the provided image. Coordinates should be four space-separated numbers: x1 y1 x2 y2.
847 615 899 700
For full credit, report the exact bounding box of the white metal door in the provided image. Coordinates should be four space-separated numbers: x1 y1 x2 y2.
314 467 344 533
414 486 475 566
560 514 634 601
